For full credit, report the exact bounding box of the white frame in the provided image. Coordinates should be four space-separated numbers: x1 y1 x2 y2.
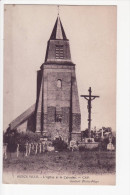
0 0 130 194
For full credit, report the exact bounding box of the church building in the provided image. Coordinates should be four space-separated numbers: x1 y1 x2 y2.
8 15 81 143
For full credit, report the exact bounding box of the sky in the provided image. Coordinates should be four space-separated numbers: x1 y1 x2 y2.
3 5 117 131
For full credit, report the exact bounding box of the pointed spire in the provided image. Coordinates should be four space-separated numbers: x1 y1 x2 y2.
44 13 72 64
50 16 67 40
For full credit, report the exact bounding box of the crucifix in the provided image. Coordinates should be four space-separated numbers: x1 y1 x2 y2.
81 87 99 138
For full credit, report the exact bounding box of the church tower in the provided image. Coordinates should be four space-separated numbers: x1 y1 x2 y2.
8 15 81 143
35 16 81 142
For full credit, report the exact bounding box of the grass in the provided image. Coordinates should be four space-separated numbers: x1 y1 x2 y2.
3 150 116 175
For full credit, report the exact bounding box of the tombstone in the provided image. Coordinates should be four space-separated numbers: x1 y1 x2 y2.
35 143 38 155
25 143 28 157
42 143 45 153
47 146 54 152
3 143 8 160
32 143 34 150
69 140 78 151
28 143 31 155
107 143 115 151
31 143 35 154
42 142 47 152
16 144 19 158
39 143 42 154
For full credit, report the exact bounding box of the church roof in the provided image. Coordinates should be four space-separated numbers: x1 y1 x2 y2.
50 16 67 40
9 104 35 130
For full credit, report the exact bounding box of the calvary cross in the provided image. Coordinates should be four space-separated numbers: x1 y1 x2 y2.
81 87 99 138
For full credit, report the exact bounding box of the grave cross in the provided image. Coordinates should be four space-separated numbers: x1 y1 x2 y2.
81 87 99 138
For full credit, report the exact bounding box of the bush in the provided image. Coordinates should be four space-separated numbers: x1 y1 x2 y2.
16 131 40 144
94 137 101 142
3 130 41 153
99 138 109 151
79 145 86 151
15 131 41 152
52 139 67 151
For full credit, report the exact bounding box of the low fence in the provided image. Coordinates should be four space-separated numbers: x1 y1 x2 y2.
3 141 55 160
3 140 115 160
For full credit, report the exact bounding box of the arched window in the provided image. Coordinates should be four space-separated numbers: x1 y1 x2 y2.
57 79 62 88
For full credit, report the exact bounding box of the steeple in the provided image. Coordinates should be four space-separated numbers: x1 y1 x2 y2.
44 15 73 64
50 16 67 40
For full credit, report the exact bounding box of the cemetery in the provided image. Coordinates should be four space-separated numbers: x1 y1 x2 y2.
3 128 116 175
3 145 115 175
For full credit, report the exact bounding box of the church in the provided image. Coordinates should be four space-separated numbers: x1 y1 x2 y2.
8 15 81 143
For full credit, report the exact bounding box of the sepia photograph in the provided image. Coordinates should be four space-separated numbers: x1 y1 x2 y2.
3 4 116 185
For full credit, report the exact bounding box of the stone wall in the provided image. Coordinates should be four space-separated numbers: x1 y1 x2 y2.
72 113 81 132
71 133 81 142
34 63 81 142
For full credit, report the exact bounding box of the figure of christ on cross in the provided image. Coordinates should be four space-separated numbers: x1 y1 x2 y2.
81 87 99 138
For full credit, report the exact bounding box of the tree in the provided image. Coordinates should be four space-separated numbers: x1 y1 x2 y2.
112 136 116 147
99 137 109 150
3 130 18 153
